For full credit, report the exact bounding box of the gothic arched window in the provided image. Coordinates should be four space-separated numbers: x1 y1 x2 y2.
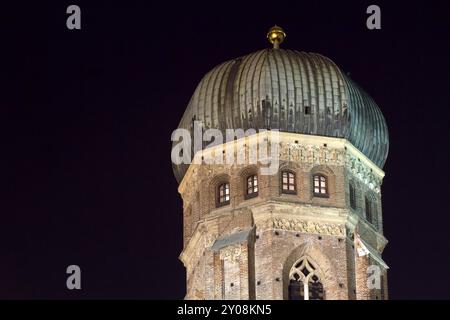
217 182 230 207
245 174 258 199
313 174 328 197
288 257 324 300
281 170 296 194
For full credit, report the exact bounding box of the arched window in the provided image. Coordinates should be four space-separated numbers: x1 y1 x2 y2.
313 174 328 197
217 182 230 207
365 196 373 223
288 257 324 300
245 174 258 199
281 171 296 194
365 196 378 227
349 183 356 209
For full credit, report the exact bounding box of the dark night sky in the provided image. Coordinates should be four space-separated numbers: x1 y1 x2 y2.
2 1 450 299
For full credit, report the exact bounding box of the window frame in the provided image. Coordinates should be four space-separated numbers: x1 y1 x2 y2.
245 174 258 200
313 174 329 198
288 257 325 300
281 170 297 195
217 182 230 207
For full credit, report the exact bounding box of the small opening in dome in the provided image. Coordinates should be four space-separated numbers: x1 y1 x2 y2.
304 106 311 115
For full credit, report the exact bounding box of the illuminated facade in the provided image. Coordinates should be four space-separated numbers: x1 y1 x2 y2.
173 27 389 300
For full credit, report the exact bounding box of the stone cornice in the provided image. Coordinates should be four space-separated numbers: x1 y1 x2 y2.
178 132 385 194
251 200 347 223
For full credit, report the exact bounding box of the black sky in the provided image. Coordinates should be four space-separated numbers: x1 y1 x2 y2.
2 1 450 299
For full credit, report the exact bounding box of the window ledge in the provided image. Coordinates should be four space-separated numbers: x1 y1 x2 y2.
216 201 230 208
244 192 258 200
281 190 297 195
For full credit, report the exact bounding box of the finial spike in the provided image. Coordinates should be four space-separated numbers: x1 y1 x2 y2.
267 25 286 49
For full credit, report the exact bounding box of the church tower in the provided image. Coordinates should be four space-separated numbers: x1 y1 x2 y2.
173 26 389 300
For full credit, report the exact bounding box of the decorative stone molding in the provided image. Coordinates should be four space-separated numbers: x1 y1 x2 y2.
280 143 345 166
273 218 345 236
219 245 242 262
345 153 382 193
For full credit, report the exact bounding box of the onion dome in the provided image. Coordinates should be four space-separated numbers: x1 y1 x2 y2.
173 26 389 182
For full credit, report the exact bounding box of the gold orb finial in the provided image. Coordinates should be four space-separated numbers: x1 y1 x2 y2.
267 25 286 49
